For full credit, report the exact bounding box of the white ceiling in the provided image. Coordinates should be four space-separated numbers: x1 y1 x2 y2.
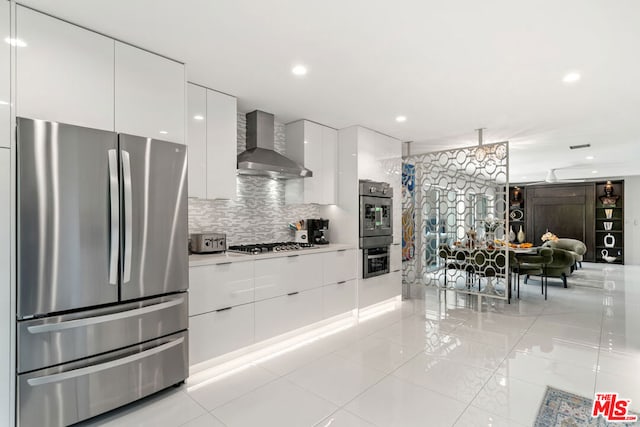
20 0 640 183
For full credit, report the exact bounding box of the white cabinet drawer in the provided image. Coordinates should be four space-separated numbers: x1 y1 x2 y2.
323 279 356 318
390 244 402 273
189 261 254 315
323 249 357 285
254 253 323 301
189 303 254 365
358 271 401 308
254 288 323 342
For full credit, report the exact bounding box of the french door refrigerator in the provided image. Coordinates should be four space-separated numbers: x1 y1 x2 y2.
16 117 189 427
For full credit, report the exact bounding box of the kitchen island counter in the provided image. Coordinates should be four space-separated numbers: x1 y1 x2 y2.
188 243 356 267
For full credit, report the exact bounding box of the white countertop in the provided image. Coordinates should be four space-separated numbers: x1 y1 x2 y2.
189 243 356 267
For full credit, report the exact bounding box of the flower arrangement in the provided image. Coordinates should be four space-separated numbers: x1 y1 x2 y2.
541 231 559 242
484 217 500 233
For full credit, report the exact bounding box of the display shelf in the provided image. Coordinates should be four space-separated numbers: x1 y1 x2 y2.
595 180 624 265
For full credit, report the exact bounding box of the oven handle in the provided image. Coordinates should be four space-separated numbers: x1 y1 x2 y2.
366 254 389 260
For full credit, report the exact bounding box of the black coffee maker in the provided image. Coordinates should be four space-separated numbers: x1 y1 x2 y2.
306 218 330 245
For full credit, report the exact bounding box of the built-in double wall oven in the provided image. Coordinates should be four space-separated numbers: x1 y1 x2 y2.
360 180 393 278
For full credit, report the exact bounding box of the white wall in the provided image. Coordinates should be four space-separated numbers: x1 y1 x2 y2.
624 175 640 265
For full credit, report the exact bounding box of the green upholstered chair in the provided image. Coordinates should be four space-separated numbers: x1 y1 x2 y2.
542 247 575 287
516 247 553 300
438 244 475 288
543 238 587 269
472 249 507 296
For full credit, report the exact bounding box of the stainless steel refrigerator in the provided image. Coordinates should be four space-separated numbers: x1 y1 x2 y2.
16 117 189 426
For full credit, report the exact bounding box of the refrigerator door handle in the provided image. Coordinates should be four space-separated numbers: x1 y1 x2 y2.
107 149 119 285
26 296 185 334
26 337 184 386
121 150 133 284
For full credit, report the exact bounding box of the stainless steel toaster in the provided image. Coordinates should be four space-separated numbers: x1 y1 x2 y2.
189 233 226 254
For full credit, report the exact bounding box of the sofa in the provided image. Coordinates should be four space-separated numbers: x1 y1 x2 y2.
543 238 587 269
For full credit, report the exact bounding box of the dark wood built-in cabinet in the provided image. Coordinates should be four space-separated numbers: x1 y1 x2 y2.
594 180 624 264
524 183 596 262
516 179 625 264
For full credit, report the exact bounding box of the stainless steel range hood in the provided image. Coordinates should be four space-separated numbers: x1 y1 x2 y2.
237 110 312 179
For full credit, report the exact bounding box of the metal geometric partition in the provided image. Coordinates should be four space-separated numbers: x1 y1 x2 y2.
402 142 509 301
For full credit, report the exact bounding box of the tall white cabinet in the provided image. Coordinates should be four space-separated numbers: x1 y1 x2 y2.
186 82 237 199
285 120 337 205
115 42 185 144
15 6 114 131
0 2 10 148
0 148 11 427
327 126 403 307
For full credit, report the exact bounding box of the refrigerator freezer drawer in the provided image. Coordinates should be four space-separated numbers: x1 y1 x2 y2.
18 331 188 427
18 293 188 373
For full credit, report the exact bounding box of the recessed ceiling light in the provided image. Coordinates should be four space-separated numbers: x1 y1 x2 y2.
291 65 308 76
586 156 594 160
563 72 581 84
193 115 204 121
159 130 168 135
303 140 308 144
592 170 598 174
4 37 27 47
395 116 407 123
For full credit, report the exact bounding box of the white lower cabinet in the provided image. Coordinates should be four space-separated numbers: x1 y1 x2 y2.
358 271 401 308
189 261 254 315
323 279 356 318
254 287 323 342
323 249 357 285
189 303 254 365
254 253 323 301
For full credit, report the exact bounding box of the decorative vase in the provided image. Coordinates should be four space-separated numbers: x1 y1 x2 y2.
517 226 525 243
603 221 613 231
604 233 615 248
509 226 516 242
605 208 613 219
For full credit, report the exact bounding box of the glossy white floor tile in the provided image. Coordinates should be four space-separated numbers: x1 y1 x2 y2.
392 354 494 404
79 388 207 427
345 376 467 427
285 353 387 406
77 262 640 427
453 405 527 427
211 378 337 427
186 365 278 411
180 413 226 427
314 409 377 427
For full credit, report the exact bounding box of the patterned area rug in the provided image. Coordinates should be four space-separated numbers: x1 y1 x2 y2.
535 387 639 426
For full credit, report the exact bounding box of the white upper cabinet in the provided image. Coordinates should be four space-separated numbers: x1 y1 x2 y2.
186 83 237 199
115 41 185 143
206 89 237 199
285 120 337 205
186 84 207 198
16 6 114 131
0 2 9 148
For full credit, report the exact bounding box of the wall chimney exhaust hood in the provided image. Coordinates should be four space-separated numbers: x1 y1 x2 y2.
237 110 312 179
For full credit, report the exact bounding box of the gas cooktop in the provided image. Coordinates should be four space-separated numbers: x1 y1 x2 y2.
228 242 314 255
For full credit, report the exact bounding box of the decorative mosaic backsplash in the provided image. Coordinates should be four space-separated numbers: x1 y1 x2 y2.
188 113 321 245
